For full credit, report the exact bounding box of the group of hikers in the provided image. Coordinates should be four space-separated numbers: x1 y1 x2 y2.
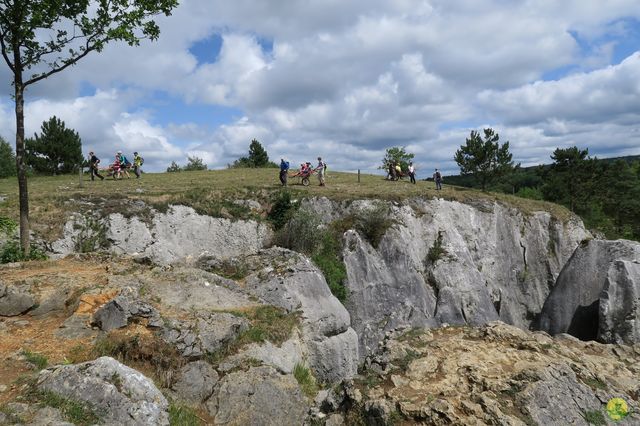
88 151 144 181
279 157 327 186
385 161 444 189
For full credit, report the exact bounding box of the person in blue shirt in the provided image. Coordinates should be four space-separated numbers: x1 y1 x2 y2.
279 158 290 186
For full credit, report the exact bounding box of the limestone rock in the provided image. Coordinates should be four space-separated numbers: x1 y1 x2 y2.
206 366 308 426
538 239 640 341
91 292 161 331
599 260 640 344
161 312 249 358
244 248 359 383
37 356 169 425
172 360 219 404
0 283 35 316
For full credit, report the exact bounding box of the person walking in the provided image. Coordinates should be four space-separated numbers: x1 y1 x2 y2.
433 168 443 190
408 162 416 184
117 151 131 179
279 158 289 186
88 152 104 181
315 157 326 186
133 152 144 178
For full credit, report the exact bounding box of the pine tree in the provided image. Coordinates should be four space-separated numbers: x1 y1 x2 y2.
25 117 83 175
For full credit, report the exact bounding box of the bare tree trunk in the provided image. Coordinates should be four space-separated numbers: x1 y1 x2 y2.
13 52 30 255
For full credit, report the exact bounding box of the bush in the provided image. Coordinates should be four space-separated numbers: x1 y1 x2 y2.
427 231 447 264
267 191 299 230
275 209 321 254
515 186 543 200
312 233 347 302
0 240 47 264
354 202 393 248
293 363 319 398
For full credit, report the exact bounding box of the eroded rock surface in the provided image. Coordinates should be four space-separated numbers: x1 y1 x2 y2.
0 283 35 316
599 259 640 344
37 356 169 425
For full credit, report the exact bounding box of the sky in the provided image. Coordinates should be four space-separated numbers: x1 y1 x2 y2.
1 0 640 175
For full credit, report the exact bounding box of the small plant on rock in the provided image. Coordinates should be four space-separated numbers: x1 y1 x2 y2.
427 231 447 264
293 363 319 398
354 202 393 248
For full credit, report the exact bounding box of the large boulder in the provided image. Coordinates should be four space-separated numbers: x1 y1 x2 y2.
599 260 640 344
0 283 35 316
206 366 308 426
92 291 162 331
37 356 169 425
537 239 640 341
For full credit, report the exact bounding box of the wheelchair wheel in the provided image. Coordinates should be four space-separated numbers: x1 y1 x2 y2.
302 177 310 186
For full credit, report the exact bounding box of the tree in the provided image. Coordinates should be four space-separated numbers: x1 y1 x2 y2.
166 161 181 173
0 137 16 178
454 128 516 191
380 147 414 171
599 160 640 238
183 156 207 171
25 116 82 175
541 146 597 213
1 0 178 254
229 139 278 168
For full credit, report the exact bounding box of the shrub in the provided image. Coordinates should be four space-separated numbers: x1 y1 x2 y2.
0 240 47 264
354 202 393 248
312 232 347 302
275 209 321 254
267 190 299 230
427 231 447 264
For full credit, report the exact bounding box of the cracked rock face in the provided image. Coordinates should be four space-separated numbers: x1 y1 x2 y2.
0 283 35 317
599 259 640 344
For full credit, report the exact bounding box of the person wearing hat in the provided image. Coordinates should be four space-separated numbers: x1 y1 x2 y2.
133 152 144 178
88 151 104 181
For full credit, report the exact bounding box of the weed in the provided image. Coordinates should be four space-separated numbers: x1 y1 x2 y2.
207 259 249 280
354 202 393 248
0 240 47 264
0 216 17 235
293 363 319 398
275 209 321 254
22 349 48 370
427 231 447 264
395 349 420 372
169 403 203 426
582 409 606 425
581 376 608 390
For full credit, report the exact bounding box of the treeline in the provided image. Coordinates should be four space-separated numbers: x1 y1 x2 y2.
447 147 640 240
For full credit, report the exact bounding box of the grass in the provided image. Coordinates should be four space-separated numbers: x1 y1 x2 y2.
293 363 320 398
23 387 100 426
169 403 203 426
0 168 574 243
427 231 447 264
582 409 606 425
22 349 48 370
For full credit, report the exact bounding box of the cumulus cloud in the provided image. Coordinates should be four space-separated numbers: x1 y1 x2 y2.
1 0 639 175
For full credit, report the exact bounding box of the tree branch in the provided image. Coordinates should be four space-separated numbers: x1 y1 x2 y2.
0 29 15 73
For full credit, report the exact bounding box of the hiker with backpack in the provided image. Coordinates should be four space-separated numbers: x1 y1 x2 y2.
315 157 326 186
279 158 290 186
408 162 416 184
117 151 132 179
88 152 104 181
133 152 144 178
433 168 443 190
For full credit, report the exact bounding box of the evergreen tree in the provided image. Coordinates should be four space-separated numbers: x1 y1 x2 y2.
0 137 16 178
454 128 516 191
248 139 270 167
600 160 640 238
183 156 207 171
541 147 597 213
166 161 181 173
25 116 83 175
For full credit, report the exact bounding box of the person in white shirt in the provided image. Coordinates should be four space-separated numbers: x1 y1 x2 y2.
408 162 416 184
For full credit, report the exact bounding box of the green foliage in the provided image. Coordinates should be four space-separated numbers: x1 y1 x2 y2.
182 156 208 171
541 146 597 213
515 186 543 200
230 139 277 168
267 190 300 230
381 146 415 172
354 203 393 248
22 349 48 370
25 116 83 175
0 240 47 264
275 209 321 254
0 137 16 178
312 232 348 302
454 128 517 191
169 403 202 426
599 160 640 237
166 161 181 173
24 389 100 426
72 216 109 253
427 231 447 264
582 409 606 425
293 363 319 398
0 216 17 235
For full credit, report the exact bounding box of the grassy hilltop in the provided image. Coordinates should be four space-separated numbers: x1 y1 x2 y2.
0 168 572 241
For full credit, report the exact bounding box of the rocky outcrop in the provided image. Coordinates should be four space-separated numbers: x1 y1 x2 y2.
171 361 219 404
52 205 272 264
0 283 35 316
37 356 169 425
303 197 589 357
92 290 162 331
329 322 640 425
243 248 359 383
206 366 308 426
537 239 640 341
599 259 640 344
